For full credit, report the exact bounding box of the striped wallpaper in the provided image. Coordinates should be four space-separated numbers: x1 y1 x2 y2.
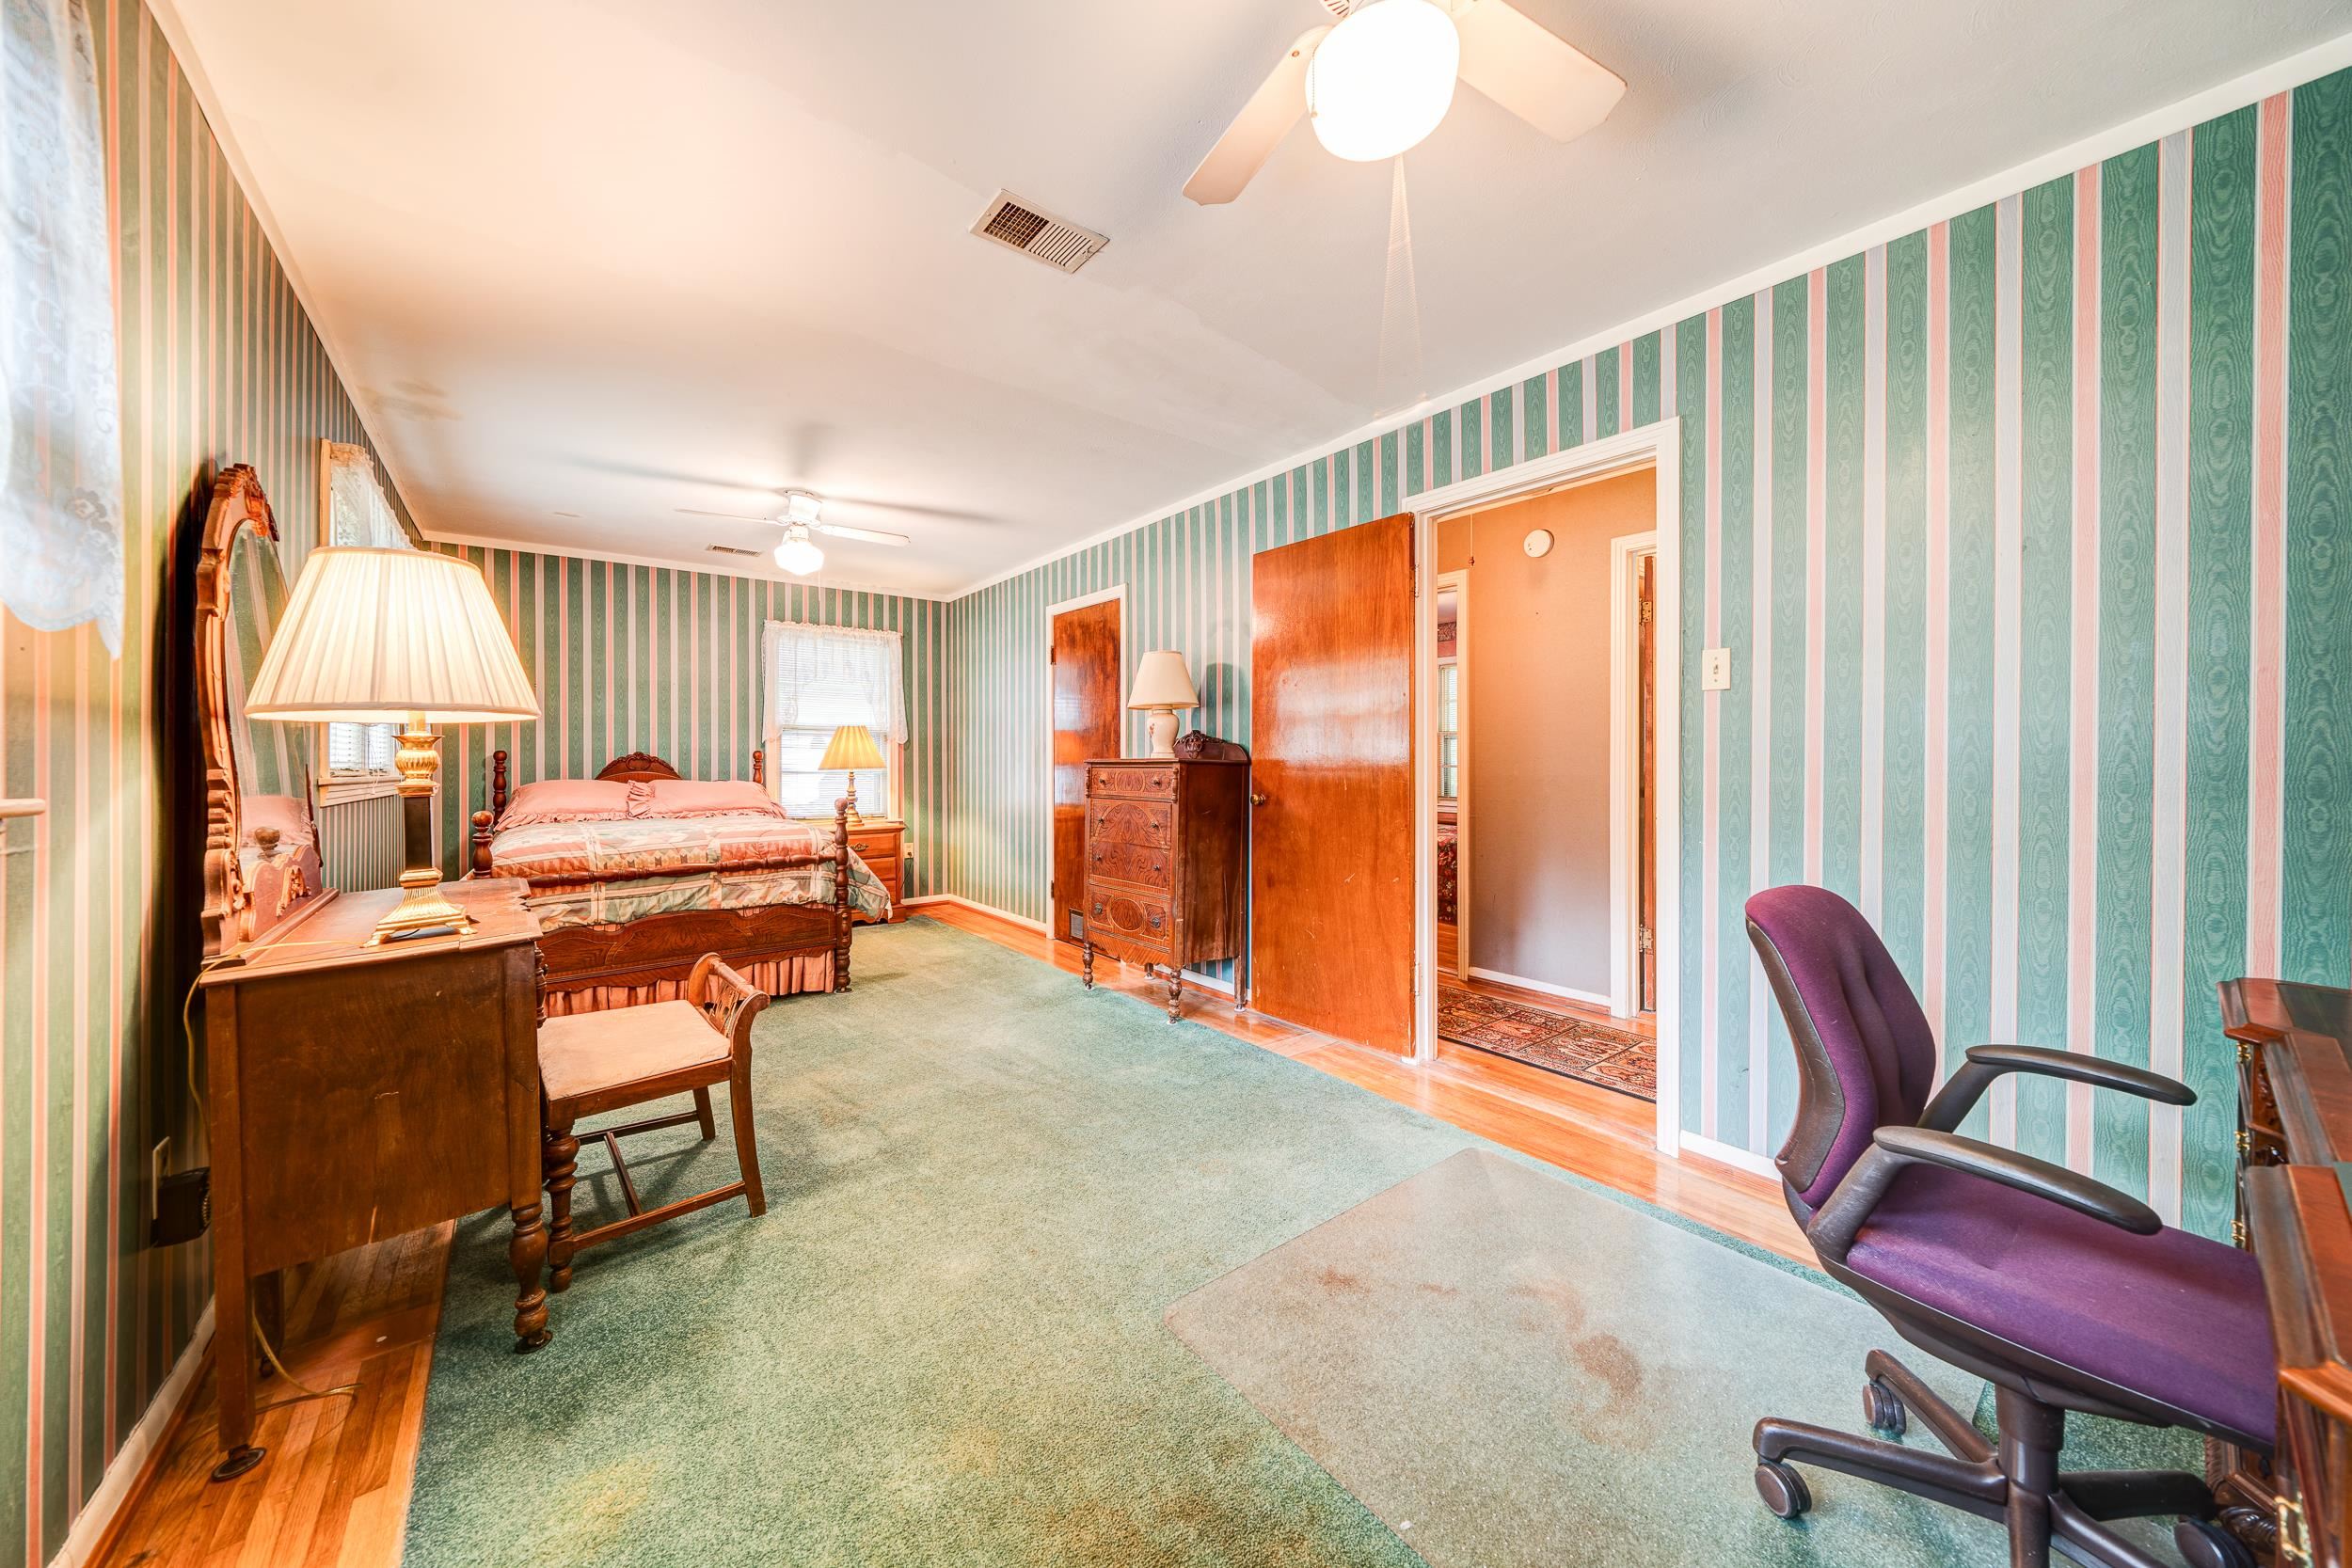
428 546 951 901
942 70 2352 1238
0 0 419 1559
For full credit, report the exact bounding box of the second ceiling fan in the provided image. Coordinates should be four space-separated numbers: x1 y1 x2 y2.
1184 0 1625 204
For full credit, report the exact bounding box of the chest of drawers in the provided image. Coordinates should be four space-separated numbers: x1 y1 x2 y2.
1080 757 1249 1020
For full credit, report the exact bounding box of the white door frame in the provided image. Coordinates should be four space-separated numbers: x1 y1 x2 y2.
1042 583 1129 945
1410 420 1684 1159
1434 568 1470 978
1607 531 1659 1021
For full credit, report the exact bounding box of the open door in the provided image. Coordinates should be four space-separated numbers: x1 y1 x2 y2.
1637 551 1658 1013
1249 514 1416 1052
1051 596 1123 944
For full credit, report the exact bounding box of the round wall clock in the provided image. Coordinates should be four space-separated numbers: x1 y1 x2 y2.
1522 528 1554 559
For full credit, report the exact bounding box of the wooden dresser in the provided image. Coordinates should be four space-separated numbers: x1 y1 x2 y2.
845 817 907 922
1079 757 1249 1020
2218 977 2352 1566
197 878 549 1479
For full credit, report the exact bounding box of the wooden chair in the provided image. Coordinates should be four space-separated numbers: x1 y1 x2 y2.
539 956 771 1291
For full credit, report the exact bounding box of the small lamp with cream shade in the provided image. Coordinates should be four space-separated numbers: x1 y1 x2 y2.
1127 650 1199 759
244 547 539 945
818 722 884 826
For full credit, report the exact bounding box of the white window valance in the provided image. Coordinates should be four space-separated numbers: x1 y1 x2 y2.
762 621 907 745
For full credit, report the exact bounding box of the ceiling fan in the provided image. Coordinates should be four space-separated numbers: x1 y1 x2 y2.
677 489 910 577
1184 0 1625 204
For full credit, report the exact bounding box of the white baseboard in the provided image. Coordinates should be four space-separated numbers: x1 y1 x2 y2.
900 894 1050 935
1677 1132 1779 1181
904 895 1239 997
49 1299 215 1568
1466 966 1616 1013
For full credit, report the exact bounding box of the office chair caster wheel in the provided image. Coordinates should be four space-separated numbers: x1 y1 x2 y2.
1754 1460 1811 1519
1862 1375 1907 1436
2174 1518 2256 1568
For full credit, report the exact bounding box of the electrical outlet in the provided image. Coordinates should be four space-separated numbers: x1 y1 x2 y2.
150 1137 169 1220
1701 647 1733 691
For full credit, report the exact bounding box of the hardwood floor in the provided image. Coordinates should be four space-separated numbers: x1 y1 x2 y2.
98 1225 448 1568
101 902 1801 1568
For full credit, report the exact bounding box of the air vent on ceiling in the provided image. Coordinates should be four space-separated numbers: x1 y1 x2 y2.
706 543 759 557
970 190 1108 274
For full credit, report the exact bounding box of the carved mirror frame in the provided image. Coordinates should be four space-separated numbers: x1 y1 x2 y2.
196 465 323 958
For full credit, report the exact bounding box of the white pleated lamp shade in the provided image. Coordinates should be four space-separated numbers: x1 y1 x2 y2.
244 547 541 723
1127 650 1199 711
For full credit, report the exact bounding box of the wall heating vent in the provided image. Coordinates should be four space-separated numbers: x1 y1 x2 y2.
970 191 1108 274
706 543 759 557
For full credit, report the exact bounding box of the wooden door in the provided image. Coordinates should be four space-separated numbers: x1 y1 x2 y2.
1637 552 1658 1013
1250 515 1416 1051
1051 597 1122 943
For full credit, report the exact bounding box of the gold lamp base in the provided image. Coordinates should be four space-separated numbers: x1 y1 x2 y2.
365 716 473 946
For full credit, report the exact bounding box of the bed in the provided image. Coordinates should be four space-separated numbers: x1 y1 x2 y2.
469 749 891 1016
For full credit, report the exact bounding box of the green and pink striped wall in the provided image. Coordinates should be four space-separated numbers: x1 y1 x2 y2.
427 546 950 896
939 71 2352 1239
0 0 418 1557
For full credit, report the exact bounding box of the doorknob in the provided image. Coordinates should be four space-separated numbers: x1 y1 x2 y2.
1249 792 1268 807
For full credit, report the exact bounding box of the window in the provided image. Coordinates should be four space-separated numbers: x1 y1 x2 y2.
320 442 407 780
763 621 906 818
1438 659 1460 800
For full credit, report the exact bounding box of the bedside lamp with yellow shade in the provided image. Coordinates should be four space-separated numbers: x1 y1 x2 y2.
244 547 539 945
818 722 884 826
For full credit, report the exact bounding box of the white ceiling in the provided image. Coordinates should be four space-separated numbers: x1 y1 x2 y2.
170 0 2351 598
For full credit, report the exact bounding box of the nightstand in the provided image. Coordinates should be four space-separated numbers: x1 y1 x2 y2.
844 817 906 922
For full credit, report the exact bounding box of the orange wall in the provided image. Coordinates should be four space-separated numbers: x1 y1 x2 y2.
1438 469 1655 997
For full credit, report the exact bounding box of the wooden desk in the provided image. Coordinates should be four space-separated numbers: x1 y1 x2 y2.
197 879 548 1479
2222 977 2352 1566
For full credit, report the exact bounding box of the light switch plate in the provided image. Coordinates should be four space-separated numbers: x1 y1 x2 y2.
1702 648 1732 691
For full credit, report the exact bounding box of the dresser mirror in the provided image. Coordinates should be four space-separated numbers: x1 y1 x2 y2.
197 465 325 958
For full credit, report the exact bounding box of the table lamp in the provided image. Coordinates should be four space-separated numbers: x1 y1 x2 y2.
1127 650 1199 759
818 722 883 825
245 547 539 944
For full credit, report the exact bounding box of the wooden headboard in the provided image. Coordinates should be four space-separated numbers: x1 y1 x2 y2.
596 752 684 783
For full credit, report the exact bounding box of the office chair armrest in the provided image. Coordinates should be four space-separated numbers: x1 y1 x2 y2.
1918 1044 2196 1132
1807 1126 2163 1263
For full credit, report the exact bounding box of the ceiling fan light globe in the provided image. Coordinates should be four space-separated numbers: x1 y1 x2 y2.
1305 0 1459 163
774 533 825 576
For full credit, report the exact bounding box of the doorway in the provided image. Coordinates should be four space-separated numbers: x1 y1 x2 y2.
1422 471 1660 1104
1048 587 1125 947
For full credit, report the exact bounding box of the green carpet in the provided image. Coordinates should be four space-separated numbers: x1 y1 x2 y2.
403 916 2193 1567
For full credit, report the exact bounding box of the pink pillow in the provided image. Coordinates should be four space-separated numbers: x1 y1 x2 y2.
636 779 786 819
500 778 636 828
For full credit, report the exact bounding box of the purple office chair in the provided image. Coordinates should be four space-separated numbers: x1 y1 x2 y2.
1744 885 2274 1568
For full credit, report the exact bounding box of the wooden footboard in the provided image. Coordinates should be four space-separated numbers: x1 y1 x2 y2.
471 749 857 1010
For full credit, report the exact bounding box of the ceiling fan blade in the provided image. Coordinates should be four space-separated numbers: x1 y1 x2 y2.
814 523 911 546
1449 0 1625 144
1182 25 1329 205
677 507 782 523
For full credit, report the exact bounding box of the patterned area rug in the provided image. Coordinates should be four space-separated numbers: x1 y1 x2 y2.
1438 984 1656 1101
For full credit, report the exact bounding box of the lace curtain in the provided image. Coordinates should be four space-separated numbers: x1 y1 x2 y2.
0 0 125 653
320 443 408 774
762 621 907 743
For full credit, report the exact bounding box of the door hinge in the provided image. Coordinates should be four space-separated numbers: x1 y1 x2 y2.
1639 598 1653 626
1049 646 1056 665
1411 561 1420 598
1637 924 1655 954
1411 961 1421 998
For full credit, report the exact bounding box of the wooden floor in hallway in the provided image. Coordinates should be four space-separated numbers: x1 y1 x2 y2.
98 902 1802 1568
